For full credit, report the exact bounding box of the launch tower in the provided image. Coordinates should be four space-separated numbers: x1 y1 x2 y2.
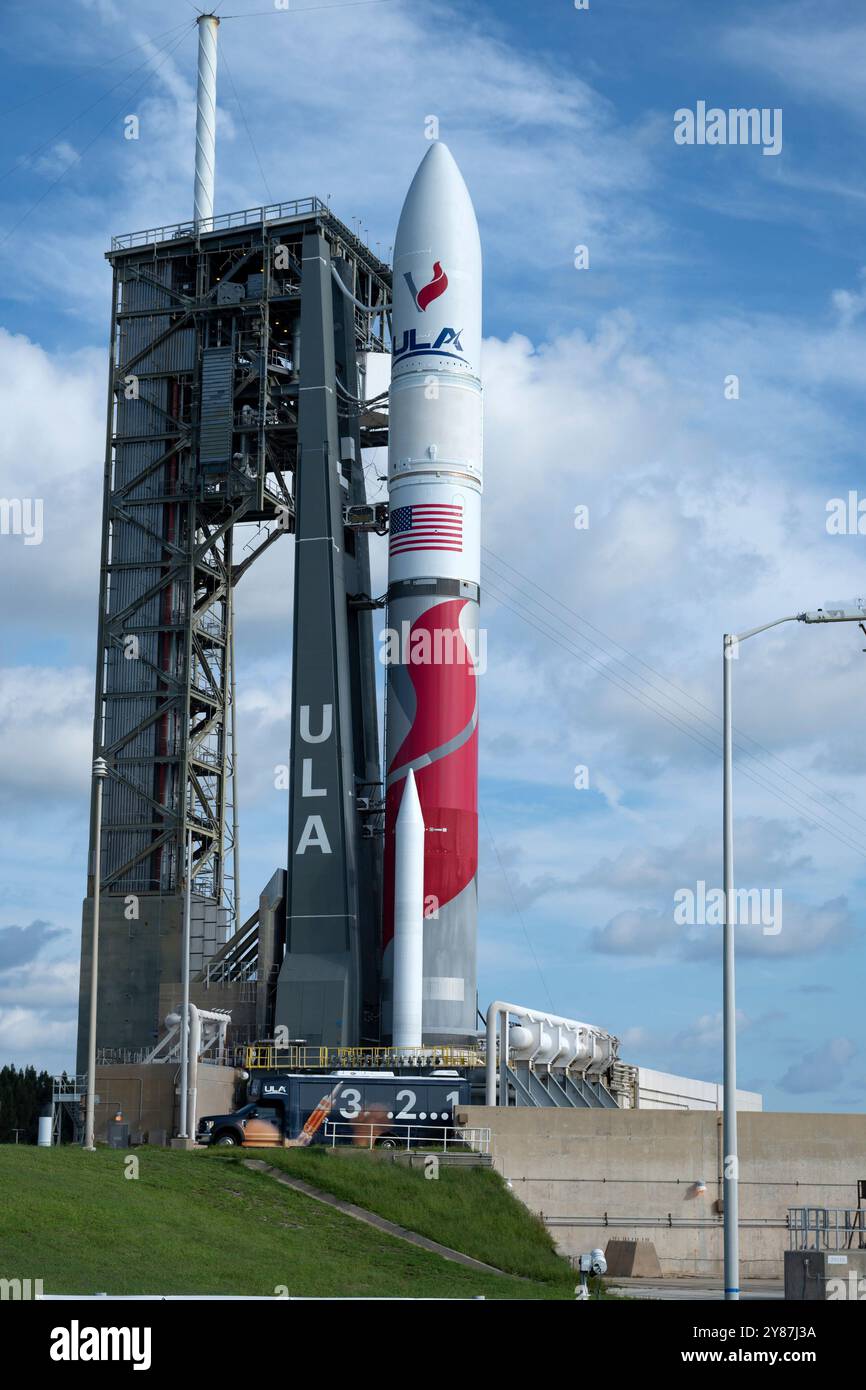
77 198 391 1064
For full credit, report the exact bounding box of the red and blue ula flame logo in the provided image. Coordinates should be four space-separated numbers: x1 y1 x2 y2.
405 261 448 312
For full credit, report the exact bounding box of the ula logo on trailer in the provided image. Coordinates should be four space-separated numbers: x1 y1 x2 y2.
404 260 448 311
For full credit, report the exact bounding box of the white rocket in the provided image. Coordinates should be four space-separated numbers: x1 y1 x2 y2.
383 142 483 1044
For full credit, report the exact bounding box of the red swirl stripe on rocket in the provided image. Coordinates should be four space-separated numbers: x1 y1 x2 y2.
382 600 479 947
404 260 448 312
388 601 477 767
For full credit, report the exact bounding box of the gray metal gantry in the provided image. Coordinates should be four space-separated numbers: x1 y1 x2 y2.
77 200 390 1066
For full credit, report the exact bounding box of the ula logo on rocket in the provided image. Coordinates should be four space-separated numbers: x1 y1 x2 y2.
405 260 448 311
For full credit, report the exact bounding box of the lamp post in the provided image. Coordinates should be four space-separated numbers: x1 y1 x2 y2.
721 605 863 1300
83 756 109 1151
178 828 193 1140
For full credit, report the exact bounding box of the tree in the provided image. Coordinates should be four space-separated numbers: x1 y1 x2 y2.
0 1064 53 1143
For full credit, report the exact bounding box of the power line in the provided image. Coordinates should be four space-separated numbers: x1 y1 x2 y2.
221 0 404 17
482 545 866 844
484 543 866 832
483 570 866 855
219 45 274 204
483 574 738 761
480 805 556 1012
0 21 194 119
481 575 866 859
0 22 195 184
0 26 194 248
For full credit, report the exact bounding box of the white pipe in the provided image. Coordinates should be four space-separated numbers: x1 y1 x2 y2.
486 1001 523 1107
499 1010 508 1107
392 769 425 1048
194 15 219 230
485 1001 616 1105
168 1005 229 1139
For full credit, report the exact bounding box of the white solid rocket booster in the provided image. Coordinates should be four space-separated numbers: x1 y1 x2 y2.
392 768 425 1048
383 142 482 1043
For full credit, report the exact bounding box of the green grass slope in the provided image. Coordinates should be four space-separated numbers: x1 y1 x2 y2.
0 1147 573 1300
213 1147 575 1289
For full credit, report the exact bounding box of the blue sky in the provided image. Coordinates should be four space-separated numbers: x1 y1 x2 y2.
1 0 866 1111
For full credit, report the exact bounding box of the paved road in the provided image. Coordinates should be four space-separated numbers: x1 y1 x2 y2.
608 1277 784 1301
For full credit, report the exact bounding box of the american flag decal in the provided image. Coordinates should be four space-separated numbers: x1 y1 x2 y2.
389 503 464 556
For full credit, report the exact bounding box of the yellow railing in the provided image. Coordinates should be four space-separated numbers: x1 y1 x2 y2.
241 1043 485 1071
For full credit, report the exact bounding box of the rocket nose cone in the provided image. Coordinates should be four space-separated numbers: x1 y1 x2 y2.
419 139 455 171
405 139 465 198
395 140 480 258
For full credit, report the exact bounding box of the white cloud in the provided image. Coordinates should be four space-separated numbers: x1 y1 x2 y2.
0 329 104 633
590 895 856 962
0 667 91 801
832 268 866 328
0 920 68 970
0 1006 76 1060
0 0 667 332
678 896 858 961
721 6 866 116
591 907 679 957
27 141 79 178
778 1037 857 1094
580 820 812 898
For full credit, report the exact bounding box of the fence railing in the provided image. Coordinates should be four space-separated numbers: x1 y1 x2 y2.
324 1121 490 1154
789 1207 866 1251
241 1043 485 1071
111 198 330 250
52 1074 87 1100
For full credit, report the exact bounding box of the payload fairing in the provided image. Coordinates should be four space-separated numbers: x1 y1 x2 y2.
383 142 483 1044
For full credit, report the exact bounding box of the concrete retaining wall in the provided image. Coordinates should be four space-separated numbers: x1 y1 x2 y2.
461 1105 866 1279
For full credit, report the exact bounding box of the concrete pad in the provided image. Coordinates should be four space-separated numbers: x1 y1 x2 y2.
608 1276 784 1302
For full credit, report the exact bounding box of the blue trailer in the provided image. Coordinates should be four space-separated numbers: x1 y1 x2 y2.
197 1071 471 1148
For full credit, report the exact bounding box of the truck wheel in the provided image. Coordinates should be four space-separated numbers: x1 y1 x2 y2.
213 1132 240 1147
377 1137 398 1151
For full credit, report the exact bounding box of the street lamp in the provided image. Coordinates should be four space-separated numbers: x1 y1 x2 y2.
721 605 864 1300
83 756 109 1151
178 828 193 1140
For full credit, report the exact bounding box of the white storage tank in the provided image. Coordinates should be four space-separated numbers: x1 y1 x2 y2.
37 1105 53 1146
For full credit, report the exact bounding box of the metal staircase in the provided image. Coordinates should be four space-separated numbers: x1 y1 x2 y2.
52 1075 85 1144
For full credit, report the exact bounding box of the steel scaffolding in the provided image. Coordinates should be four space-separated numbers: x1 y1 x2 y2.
78 203 390 1064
